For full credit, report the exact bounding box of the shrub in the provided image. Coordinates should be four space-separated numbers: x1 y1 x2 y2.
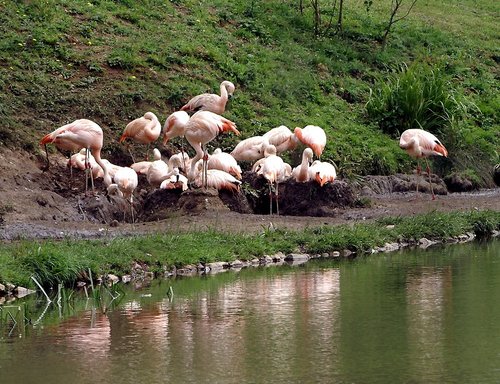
366 62 471 137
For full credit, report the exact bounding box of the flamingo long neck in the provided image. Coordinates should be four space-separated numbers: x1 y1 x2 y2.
220 83 228 103
92 148 112 187
297 153 310 182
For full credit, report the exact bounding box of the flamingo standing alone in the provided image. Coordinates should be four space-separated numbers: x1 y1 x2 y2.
181 81 235 115
40 119 111 192
399 128 448 200
119 112 161 161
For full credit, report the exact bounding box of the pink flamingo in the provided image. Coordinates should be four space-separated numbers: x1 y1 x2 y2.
258 144 290 215
294 125 327 157
107 166 138 222
193 161 241 193
308 160 336 186
291 148 314 183
263 125 298 154
184 111 240 186
181 80 235 115
399 128 448 200
230 135 267 162
207 148 242 179
40 119 111 192
119 112 161 161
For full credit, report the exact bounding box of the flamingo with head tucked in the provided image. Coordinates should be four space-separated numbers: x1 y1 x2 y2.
107 166 138 222
181 81 235 115
399 128 448 200
119 112 161 161
309 160 336 186
294 125 327 157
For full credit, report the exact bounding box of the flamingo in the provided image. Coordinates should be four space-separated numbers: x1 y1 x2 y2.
309 160 336 186
162 110 191 145
193 161 242 193
167 151 191 174
291 148 314 182
181 80 235 115
399 128 448 200
119 112 161 161
160 168 189 191
184 111 239 185
294 125 327 157
68 148 102 179
258 144 290 215
107 166 138 222
146 157 174 188
263 125 298 154
40 119 111 192
230 135 267 162
130 148 162 175
207 148 242 179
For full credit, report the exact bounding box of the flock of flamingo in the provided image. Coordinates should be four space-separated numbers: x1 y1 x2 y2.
40 79 449 220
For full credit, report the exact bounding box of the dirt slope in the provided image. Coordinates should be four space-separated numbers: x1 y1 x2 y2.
0 148 498 241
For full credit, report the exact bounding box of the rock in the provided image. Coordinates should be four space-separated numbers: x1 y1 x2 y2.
444 173 475 192
14 286 36 298
383 242 400 252
494 164 500 186
121 275 132 284
207 262 226 272
106 274 120 285
260 255 273 265
230 260 244 269
272 252 285 262
0 283 6 294
331 251 341 258
284 253 310 264
418 237 437 249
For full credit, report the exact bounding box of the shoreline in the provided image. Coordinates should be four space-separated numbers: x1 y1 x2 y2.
0 209 499 297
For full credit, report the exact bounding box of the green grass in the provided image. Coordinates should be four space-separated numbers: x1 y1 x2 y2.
0 0 498 183
0 210 498 288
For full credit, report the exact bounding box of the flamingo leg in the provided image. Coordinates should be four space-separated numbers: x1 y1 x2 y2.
43 144 50 171
275 181 280 216
425 158 436 200
415 159 421 199
130 197 135 224
268 183 273 215
126 143 136 164
202 147 208 189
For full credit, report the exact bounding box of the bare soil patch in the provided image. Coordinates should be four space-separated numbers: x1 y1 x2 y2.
0 148 498 241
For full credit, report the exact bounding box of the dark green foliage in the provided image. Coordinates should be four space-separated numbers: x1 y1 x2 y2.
366 62 472 138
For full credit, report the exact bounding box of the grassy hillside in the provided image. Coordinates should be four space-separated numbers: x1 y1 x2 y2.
0 0 498 184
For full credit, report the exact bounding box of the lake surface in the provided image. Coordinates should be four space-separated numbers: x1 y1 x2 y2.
1 239 499 384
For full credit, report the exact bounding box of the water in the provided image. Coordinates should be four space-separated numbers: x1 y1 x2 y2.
1 240 499 384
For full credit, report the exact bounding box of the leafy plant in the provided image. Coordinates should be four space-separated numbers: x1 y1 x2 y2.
366 62 473 138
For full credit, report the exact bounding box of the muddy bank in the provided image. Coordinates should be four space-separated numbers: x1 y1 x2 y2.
0 148 499 241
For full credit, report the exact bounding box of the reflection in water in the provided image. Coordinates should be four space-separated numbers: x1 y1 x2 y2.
406 267 451 382
0 240 499 384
